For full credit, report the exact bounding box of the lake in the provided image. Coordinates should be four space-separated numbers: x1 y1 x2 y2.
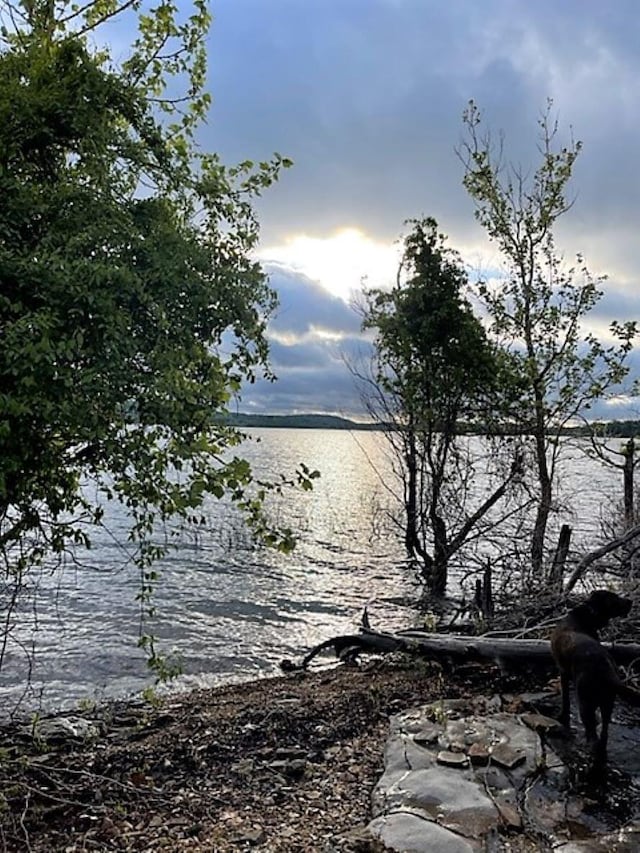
0 428 626 716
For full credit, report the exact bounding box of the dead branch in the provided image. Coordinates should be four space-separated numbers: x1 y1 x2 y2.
565 523 640 593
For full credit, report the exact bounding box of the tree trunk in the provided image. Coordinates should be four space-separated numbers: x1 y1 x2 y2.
430 513 448 597
473 573 495 623
404 427 421 555
548 524 572 591
531 429 552 574
624 437 635 530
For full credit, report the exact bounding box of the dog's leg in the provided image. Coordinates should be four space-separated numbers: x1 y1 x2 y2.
577 690 600 756
594 695 615 764
559 671 571 728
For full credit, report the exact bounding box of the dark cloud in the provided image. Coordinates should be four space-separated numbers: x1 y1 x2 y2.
236 262 374 413
242 335 370 416
265 264 361 337
206 0 473 241
268 339 329 370
218 255 371 413
245 261 639 417
590 285 640 326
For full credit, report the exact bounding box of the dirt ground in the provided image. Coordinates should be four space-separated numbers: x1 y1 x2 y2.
0 655 554 852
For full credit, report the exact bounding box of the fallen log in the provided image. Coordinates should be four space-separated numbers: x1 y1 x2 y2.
281 625 640 671
385 629 640 667
280 632 405 671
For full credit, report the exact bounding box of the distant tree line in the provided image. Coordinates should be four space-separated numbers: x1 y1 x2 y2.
223 413 640 438
588 421 640 438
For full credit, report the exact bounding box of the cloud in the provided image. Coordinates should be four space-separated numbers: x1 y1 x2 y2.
242 334 371 416
259 230 401 301
589 285 640 326
206 0 477 242
265 263 362 337
243 257 639 418
236 264 374 414
207 1 640 273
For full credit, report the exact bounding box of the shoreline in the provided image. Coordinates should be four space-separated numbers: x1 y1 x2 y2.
4 628 640 851
2 657 515 851
0 663 290 727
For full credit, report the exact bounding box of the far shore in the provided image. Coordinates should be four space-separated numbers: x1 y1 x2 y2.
226 411 640 437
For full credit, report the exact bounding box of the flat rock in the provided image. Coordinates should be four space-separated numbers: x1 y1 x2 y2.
367 697 640 851
495 801 522 829
437 750 469 768
368 810 479 853
413 722 441 746
520 712 564 733
489 743 526 769
467 742 490 765
20 715 101 742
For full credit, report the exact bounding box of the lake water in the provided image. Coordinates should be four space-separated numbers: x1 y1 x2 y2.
0 429 627 716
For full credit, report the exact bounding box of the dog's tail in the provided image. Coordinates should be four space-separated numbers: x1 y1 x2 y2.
616 680 640 706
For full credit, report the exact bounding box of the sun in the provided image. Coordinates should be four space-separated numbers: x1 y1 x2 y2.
258 228 400 301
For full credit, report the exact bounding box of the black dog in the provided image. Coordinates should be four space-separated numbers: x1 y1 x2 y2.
550 589 640 760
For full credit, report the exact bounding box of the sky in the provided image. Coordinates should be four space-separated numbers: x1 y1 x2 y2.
189 2 638 417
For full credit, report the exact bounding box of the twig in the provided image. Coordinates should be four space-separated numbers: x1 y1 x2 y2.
19 790 32 853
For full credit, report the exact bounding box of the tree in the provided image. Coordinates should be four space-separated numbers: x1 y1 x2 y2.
460 101 637 575
359 218 522 597
0 1 303 677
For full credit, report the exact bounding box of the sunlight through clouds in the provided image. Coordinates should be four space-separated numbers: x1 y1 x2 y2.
208 0 640 417
258 228 401 302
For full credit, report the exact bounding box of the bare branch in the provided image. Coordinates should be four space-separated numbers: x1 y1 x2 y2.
565 524 640 593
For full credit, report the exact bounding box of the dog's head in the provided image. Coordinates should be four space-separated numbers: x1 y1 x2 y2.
574 589 632 631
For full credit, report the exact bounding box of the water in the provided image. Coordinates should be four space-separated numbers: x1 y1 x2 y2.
0 429 626 716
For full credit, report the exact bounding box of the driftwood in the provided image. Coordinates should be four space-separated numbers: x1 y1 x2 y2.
281 623 640 672
280 632 405 671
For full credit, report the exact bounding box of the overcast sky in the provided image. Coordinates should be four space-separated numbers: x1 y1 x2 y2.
204 0 640 419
